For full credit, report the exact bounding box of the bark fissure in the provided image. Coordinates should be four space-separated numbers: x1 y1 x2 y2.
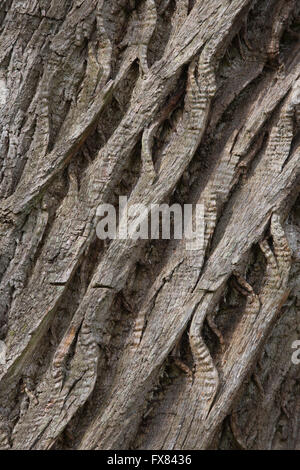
0 0 299 450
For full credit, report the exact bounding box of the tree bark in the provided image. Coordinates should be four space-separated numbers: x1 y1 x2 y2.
0 0 300 450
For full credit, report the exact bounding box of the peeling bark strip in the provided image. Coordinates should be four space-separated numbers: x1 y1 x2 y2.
0 0 300 450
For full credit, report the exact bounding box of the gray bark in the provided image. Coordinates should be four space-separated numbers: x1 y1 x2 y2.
0 0 300 450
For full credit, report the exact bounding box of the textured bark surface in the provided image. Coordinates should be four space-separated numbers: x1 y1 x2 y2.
0 0 300 450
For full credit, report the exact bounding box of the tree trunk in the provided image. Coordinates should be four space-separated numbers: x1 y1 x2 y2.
0 0 300 450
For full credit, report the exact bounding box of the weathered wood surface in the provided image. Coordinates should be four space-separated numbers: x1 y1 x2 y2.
0 0 299 449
